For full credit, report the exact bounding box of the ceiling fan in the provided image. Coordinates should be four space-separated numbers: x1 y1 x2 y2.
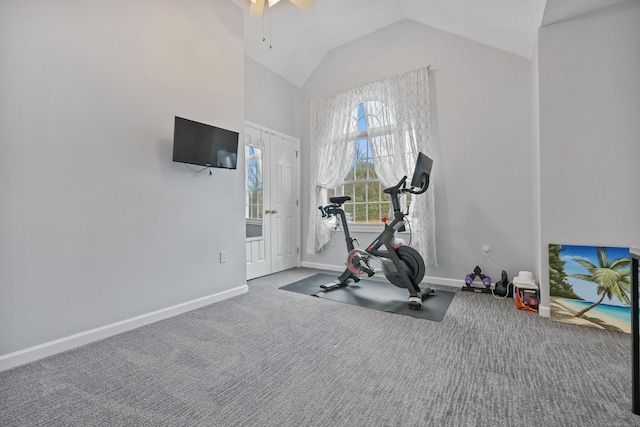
249 0 315 16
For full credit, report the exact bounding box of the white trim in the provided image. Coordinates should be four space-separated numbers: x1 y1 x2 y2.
0 285 248 372
424 276 465 288
301 260 343 272
245 120 300 144
538 305 550 318
300 261 461 289
347 223 385 233
245 120 301 274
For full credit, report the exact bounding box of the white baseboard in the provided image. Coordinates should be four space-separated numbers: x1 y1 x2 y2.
300 261 343 272
423 275 465 288
0 284 248 372
300 261 462 289
538 305 550 318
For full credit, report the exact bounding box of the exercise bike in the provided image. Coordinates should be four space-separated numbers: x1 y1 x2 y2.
318 153 434 309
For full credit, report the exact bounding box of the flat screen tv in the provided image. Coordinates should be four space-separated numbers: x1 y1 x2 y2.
173 116 239 169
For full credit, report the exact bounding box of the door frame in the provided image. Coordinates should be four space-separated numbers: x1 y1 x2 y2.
245 121 301 279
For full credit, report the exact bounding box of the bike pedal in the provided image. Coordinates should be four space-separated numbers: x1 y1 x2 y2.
320 281 344 290
408 296 422 309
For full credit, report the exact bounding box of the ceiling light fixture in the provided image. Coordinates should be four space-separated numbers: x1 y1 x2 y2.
249 0 314 16
249 0 315 49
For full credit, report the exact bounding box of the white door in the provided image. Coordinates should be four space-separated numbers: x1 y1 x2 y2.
269 135 298 273
245 127 270 279
245 124 299 280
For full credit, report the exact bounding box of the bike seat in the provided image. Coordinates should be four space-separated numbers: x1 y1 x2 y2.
329 196 351 205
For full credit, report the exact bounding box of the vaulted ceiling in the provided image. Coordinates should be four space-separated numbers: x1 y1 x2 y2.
231 0 629 87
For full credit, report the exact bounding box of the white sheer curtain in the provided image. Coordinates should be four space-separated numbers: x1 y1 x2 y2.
366 67 436 266
306 92 356 253
307 67 436 266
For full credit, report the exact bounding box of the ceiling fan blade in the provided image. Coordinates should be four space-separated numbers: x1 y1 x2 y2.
288 0 315 10
249 0 265 16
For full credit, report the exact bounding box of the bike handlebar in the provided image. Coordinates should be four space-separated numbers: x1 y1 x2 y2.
383 174 428 196
383 176 407 195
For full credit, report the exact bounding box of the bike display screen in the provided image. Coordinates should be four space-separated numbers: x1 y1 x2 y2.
410 153 433 193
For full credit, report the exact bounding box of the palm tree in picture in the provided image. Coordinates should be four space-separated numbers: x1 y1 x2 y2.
570 247 631 318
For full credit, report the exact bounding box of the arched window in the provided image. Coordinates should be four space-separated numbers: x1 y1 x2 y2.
307 66 435 266
329 102 410 225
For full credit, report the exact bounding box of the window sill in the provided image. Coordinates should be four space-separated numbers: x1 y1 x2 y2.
346 223 411 234
346 224 381 233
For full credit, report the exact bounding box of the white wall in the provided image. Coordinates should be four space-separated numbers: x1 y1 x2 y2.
0 0 246 357
538 1 640 311
531 36 543 311
300 19 535 285
244 56 301 138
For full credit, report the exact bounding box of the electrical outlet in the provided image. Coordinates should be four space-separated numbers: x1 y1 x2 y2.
220 251 227 263
482 245 490 257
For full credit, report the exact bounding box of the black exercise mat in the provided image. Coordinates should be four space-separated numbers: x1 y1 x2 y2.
280 273 455 321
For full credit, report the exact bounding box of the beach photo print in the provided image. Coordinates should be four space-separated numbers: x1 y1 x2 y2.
549 244 631 333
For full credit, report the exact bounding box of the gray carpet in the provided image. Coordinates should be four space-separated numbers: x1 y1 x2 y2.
280 273 455 321
1 267 639 426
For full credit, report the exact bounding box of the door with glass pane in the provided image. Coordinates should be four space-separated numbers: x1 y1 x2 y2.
245 124 299 280
245 126 270 279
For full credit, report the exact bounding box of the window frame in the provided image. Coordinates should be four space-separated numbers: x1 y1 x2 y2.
330 103 410 232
